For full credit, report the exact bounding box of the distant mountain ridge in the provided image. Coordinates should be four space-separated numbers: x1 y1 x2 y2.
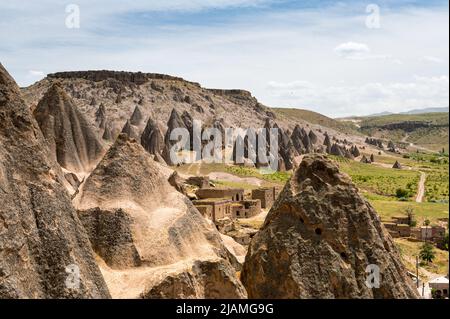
399 107 449 115
364 107 448 118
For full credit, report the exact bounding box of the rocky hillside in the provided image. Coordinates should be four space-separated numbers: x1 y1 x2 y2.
22 70 358 145
340 112 449 152
22 70 368 174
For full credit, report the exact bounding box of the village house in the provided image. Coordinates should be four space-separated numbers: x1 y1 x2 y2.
429 276 449 298
251 187 276 209
384 222 411 238
240 199 262 218
411 225 446 243
196 188 244 202
192 198 232 222
193 187 262 222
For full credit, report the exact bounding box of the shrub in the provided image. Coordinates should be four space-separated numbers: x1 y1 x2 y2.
396 188 409 199
419 242 436 263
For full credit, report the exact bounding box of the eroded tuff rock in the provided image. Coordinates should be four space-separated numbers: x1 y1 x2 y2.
393 161 402 169
130 105 144 126
241 154 419 299
121 119 139 140
360 155 371 164
74 134 245 298
33 83 104 172
141 117 164 157
330 143 345 157
350 145 360 157
142 259 247 299
0 63 110 298
163 108 187 164
95 103 107 129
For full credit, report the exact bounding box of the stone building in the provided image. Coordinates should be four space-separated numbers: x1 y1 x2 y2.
192 198 232 222
429 276 449 298
251 187 276 209
411 225 446 243
240 199 261 218
230 203 245 218
384 222 411 238
196 188 244 202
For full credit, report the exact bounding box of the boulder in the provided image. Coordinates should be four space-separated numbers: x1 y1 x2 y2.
141 259 247 299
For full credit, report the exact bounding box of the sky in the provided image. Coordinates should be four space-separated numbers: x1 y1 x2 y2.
0 0 448 117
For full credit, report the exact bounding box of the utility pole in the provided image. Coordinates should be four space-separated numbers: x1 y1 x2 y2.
416 256 419 288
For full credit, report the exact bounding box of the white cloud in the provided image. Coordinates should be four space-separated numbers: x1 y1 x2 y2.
0 2 448 117
267 75 449 117
422 56 444 64
333 41 395 61
28 70 45 77
334 42 370 58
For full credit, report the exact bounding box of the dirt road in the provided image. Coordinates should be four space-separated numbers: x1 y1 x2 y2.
415 172 426 203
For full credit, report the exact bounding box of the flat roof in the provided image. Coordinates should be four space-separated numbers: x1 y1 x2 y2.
193 198 232 204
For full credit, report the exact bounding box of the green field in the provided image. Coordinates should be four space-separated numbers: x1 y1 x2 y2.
370 200 449 224
330 156 420 199
395 238 449 278
359 112 448 127
328 155 448 225
355 112 449 152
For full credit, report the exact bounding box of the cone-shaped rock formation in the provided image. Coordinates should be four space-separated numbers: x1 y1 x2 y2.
241 155 420 299
33 83 104 172
0 63 110 298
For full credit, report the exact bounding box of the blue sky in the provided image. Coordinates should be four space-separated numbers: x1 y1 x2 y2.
0 0 448 117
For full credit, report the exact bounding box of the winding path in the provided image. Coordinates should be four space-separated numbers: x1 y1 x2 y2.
415 172 426 203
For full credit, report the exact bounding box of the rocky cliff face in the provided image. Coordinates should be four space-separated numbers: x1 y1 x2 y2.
0 63 110 298
241 155 420 299
33 83 104 172
74 134 245 298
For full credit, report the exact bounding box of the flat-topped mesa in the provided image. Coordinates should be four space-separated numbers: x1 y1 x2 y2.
207 89 253 99
47 70 200 86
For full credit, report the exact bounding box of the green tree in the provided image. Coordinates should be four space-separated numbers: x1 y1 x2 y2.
423 219 431 226
396 188 409 199
442 233 449 251
419 243 436 263
405 207 416 227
